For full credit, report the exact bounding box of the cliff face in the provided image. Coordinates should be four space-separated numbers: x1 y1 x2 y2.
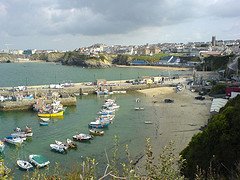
30 52 64 62
1 51 113 68
0 54 17 62
60 52 112 68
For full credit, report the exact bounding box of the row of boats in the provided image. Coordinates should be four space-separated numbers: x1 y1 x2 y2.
1 126 33 147
0 98 120 171
38 98 119 154
16 154 50 170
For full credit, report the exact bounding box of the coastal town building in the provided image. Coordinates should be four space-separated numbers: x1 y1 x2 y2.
1 37 240 58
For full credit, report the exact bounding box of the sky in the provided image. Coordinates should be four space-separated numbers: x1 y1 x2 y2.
0 0 239 51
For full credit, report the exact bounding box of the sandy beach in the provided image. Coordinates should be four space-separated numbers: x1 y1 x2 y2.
135 79 211 172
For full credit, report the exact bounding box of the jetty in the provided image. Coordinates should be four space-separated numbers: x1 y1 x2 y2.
0 75 190 111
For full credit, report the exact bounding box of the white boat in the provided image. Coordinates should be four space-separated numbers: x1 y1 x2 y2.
105 99 115 103
144 121 153 124
73 133 93 141
55 140 68 150
13 126 33 136
98 109 115 115
17 160 33 170
50 144 66 153
89 129 104 136
40 118 50 122
98 114 115 121
0 140 5 153
4 136 24 145
134 107 145 111
29 154 50 168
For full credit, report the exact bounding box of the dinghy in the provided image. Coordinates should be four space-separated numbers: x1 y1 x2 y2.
17 160 33 170
39 122 48 126
50 144 66 153
73 133 93 142
40 118 50 122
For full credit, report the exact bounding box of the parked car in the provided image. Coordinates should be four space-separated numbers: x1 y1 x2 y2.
164 99 174 103
195 96 205 100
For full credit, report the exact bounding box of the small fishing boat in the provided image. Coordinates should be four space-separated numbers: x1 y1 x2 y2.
0 140 5 153
17 160 33 170
97 109 115 115
29 154 50 168
50 144 66 153
55 140 68 150
40 118 50 122
73 133 93 142
88 120 110 129
13 126 33 137
4 136 24 145
66 139 77 149
89 129 104 136
37 110 64 118
144 121 153 124
134 107 145 111
39 122 48 126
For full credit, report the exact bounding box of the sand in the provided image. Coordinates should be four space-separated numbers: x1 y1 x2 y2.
135 79 212 172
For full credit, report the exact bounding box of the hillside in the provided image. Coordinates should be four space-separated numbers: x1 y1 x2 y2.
31 51 113 68
181 95 240 179
0 53 17 62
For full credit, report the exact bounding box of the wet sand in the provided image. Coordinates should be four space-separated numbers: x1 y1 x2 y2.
135 79 211 172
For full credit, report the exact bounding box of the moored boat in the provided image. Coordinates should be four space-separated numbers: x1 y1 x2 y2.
50 144 66 153
88 121 109 129
89 129 104 136
134 107 144 111
66 139 77 149
39 122 48 126
17 160 33 170
98 109 115 115
73 133 93 142
40 118 50 122
29 154 50 168
4 136 24 145
0 140 5 153
144 121 153 124
13 126 33 137
38 110 64 118
55 140 68 150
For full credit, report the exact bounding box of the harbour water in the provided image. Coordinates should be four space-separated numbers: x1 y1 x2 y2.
0 62 188 87
0 62 191 178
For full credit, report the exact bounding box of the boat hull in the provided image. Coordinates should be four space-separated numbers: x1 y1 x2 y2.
29 154 50 168
88 123 109 129
17 160 33 170
38 111 64 117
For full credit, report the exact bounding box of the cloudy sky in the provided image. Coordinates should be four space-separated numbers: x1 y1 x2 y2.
0 0 239 50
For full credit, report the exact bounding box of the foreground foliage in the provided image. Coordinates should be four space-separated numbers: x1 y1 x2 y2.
181 95 240 179
1 137 185 179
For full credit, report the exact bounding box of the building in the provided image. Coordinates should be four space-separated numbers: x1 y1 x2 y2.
212 36 216 46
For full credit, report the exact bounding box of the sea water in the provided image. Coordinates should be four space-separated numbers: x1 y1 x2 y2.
0 62 191 178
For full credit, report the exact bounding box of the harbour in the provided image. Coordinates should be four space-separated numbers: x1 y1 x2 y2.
0 62 198 178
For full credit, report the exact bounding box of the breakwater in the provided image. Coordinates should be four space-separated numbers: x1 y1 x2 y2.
0 76 186 111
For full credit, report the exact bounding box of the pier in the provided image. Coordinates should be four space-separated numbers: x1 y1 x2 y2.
0 76 189 111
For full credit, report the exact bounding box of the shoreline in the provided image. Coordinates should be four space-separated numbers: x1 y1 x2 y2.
116 65 191 71
134 82 211 173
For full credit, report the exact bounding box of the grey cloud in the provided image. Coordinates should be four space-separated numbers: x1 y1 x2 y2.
0 0 239 38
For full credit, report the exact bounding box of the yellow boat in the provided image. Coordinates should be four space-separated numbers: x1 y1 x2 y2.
38 111 64 117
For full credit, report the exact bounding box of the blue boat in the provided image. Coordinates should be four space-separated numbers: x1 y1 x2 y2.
39 122 48 126
88 121 109 129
